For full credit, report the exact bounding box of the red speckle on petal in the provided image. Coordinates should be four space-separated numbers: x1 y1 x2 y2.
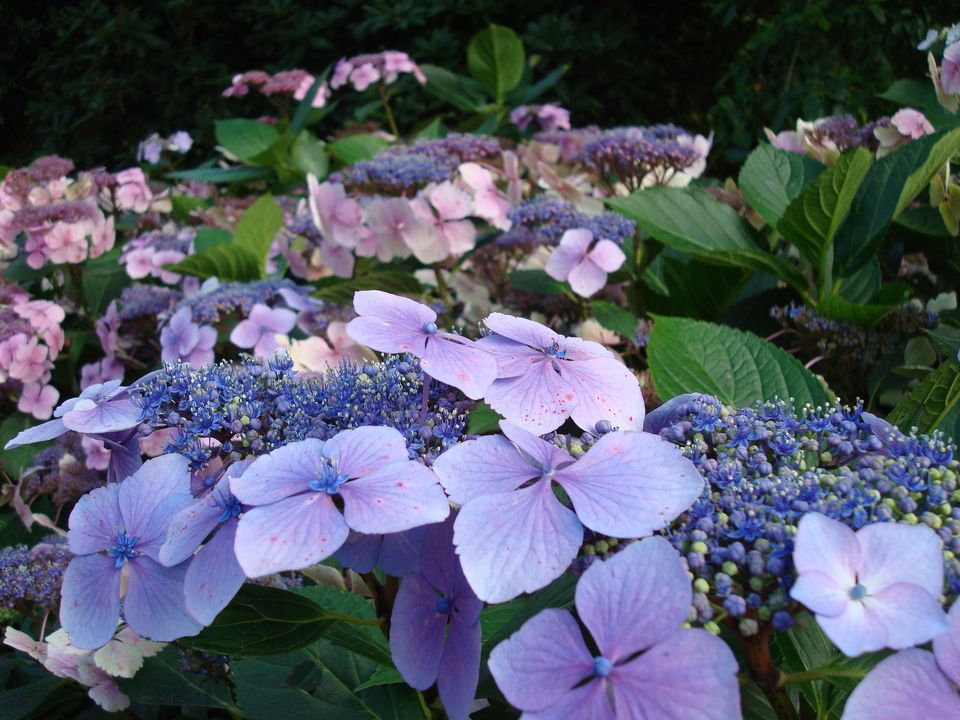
269 535 278 543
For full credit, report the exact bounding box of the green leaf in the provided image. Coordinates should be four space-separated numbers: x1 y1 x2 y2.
817 294 898 327
328 135 389 165
0 414 52 478
467 401 503 435
115 647 237 709
833 127 960 275
507 63 570 106
590 299 638 338
508 269 575 298
166 164 271 183
170 194 207 221
738 143 824 227
312 264 424 304
895 206 955 237
361 684 428 720
185 584 337 657
887 359 960 440
215 119 281 162
291 131 329 179
79 246 128 316
607 187 809 295
647 315 831 408
837 259 881 303
234 194 285 260
193 226 232 252
294 585 391 667
414 117 447 140
467 24 525 103
354 665 404 691
480 574 576 655
419 65 488 112
0 675 67 720
778 147 873 278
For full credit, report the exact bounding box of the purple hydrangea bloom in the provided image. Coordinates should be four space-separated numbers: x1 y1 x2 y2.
346 291 497 400
229 303 297 357
160 307 217 366
60 454 203 649
477 313 644 434
159 461 251 625
432 421 702 602
230 426 449 577
488 537 740 719
790 512 947 657
389 517 481 720
843 600 960 717
334 527 428 576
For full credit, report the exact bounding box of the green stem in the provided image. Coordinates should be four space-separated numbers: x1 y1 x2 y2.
779 668 869 686
740 625 799 720
378 83 400 138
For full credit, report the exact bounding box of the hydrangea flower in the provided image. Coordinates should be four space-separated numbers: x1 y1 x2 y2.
60 454 203 649
229 302 297 357
458 162 511 231
364 197 420 259
230 426 449 577
18 382 59 419
307 176 369 248
390 517 481 720
943 43 960 95
160 307 217 366
544 228 626 297
433 421 702 602
843 599 960 718
335 527 427 576
346 290 497 399
489 537 741 719
478 313 644 434
404 182 477 263
791 512 948 656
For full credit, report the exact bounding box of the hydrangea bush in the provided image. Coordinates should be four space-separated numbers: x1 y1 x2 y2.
2 19 960 720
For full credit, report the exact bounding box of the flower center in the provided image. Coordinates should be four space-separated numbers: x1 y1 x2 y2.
593 656 612 677
849 583 868 601
422 321 438 334
544 342 567 360
214 492 242 523
436 596 451 614
308 457 349 494
107 530 139 568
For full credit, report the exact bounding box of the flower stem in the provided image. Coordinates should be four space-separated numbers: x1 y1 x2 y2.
741 626 798 720
378 83 400 138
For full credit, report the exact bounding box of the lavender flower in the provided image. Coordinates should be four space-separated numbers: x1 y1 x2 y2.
497 197 635 248
0 541 71 611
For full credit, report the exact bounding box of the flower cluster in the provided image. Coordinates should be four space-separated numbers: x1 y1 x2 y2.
223 69 330 108
496 196 636 247
331 51 426 91
136 131 193 165
119 224 196 284
510 103 571 132
646 393 960 637
0 540 71 612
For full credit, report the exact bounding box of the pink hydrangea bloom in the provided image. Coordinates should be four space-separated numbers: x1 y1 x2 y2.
458 163 511 231
280 322 369 372
544 228 626 298
17 382 59 419
364 197 420 259
875 108 935 157
331 52 426 90
8 337 50 384
943 43 960 96
81 435 111 471
113 169 153 213
404 182 477 264
229 303 297 357
350 64 381 91
43 223 88 265
80 357 124 390
307 176 369 248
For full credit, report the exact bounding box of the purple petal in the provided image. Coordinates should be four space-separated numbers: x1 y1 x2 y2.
62 396 142 434
642 394 705 434
437 610 481 720
119 454 193 559
159 485 227 566
556 357 644 432
229 319 262 349
934 600 960 688
793 513 860 588
345 316 427 356
567 260 608 298
67 483 123 555
611 629 740 720
482 313 563 351
587 240 626 273
60 554 122 650
379 526 428 576
488 608 593 712
500 421 575 470
453 480 582 603
856 521 944 597
575 537 691 662
815 600 887 657
483 361 576 434
418 517 459 596
334 532 383 573
863 582 948 650
231 439 323 505
521 680 612 720
103 431 143 483
554 431 702 537
184 519 246 625
339 461 449 534
421 335 498 400
544 241 585 282
4 418 66 449
234 493 349 576
789 570 849 617
432 435 539 505
347 290 434 355
389 571 447 688
124 558 203 641
322 426 409 477
843 649 960 719
475 334 546 378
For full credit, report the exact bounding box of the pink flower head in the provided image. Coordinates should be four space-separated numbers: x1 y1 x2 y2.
44 223 88 265
544 228 626 298
17 382 59 419
364 197 420 259
14 299 65 335
113 168 153 213
307 176 368 248
488 537 740 718
81 435 111 471
382 51 426 84
350 63 381 91
281 321 368 372
843 599 960 718
790 513 948 657
8 337 50 384
293 75 331 108
331 58 353 89
160 308 217 366
943 43 960 95
458 163 511 231
478 313 645 434
404 182 477 264
80 357 124 390
537 104 571 132
229 303 296 357
346 290 497 399
892 108 935 138
764 128 806 154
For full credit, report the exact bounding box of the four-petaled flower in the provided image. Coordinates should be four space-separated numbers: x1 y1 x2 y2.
229 303 297 357
544 228 626 298
403 182 477 264
160 307 217 366
489 537 741 719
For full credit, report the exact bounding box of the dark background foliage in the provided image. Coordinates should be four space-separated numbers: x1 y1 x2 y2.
1 0 948 174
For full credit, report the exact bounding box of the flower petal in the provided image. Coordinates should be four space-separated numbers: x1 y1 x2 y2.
68 483 123 555
60 554 122 650
62 396 142 435
544 242 584 282
234 493 349 576
611 629 740 720
789 570 850 618
323 426 409 477
118 455 193 560
500 421 575 472
793 513 860 588
4 418 67 449
483 360 576 435
555 431 702 537
483 313 563 351
556 356 644 432
432 435 539 505
567 260 608 298
488 608 593 713
587 240 626 273
856 521 944 598
575 537 691 661
861 582 948 651
390 571 447 689
453 480 582 602
124 558 203 642
333 532 383 573
159 488 226 566
437 610 482 720
231 439 323 506
934 599 960 688
475 334 547 378
843 649 960 720
340 460 449 534
421 335 498 400
184 519 247 625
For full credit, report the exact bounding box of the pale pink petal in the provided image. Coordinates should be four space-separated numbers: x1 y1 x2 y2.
556 356 645 432
567 260 608 297
587 240 626 273
793 513 860 588
856 521 944 597
843 649 960 719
